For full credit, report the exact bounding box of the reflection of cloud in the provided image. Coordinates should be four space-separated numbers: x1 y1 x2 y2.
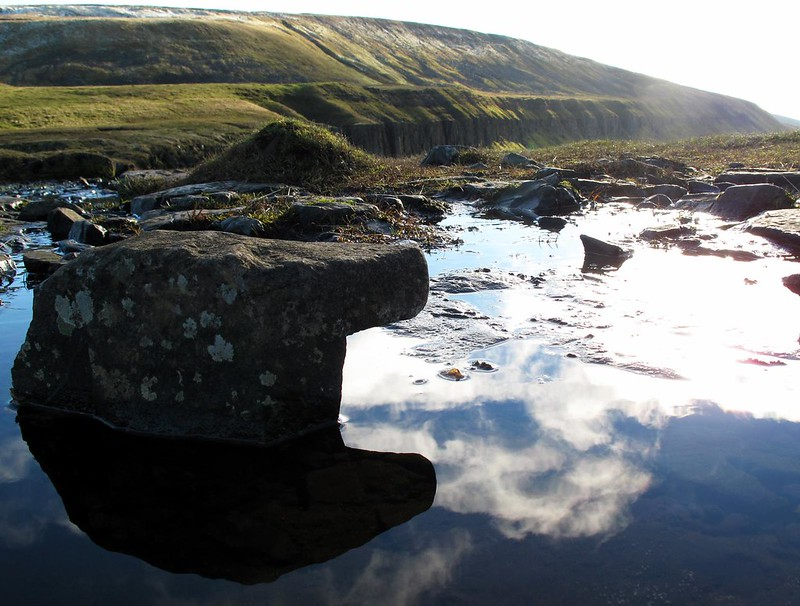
0 435 33 483
343 337 668 540
335 529 473 606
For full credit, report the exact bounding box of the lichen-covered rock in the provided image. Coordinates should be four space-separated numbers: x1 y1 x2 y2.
12 231 429 444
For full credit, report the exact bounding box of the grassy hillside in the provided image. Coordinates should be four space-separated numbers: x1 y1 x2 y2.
0 6 787 178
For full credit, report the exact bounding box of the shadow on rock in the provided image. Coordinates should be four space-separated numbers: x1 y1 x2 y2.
18 408 437 585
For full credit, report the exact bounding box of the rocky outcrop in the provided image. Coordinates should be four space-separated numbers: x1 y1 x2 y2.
742 209 800 255
12 231 429 444
708 184 794 221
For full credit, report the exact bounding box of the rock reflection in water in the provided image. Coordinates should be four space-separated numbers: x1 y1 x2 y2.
17 409 436 585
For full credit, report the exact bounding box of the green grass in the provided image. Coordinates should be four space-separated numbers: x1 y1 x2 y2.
524 131 800 175
189 119 377 193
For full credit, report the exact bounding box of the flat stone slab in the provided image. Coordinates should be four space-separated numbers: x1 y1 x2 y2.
742 208 800 255
12 231 429 444
716 171 800 188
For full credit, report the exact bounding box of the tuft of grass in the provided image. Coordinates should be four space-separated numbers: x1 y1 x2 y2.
188 119 377 193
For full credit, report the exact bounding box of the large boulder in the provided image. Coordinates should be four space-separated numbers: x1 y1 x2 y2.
742 208 800 255
12 231 429 444
708 184 793 221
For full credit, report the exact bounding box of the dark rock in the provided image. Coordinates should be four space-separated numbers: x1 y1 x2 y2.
19 411 436 585
680 246 761 262
537 216 568 232
742 209 800 255
643 193 674 209
166 195 214 211
708 184 793 221
12 231 429 445
783 274 800 296
421 145 461 166
218 216 265 237
22 249 67 274
130 194 161 217
47 207 85 240
640 224 696 240
715 171 800 189
57 240 94 254
688 180 720 194
279 200 379 227
480 178 581 220
673 193 719 213
535 167 578 180
17 199 86 222
501 152 537 168
138 208 244 232
579 234 630 258
68 219 108 246
580 234 632 272
642 184 688 201
601 182 646 198
395 194 449 222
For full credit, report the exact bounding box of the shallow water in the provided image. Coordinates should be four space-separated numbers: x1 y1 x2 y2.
2 197 800 604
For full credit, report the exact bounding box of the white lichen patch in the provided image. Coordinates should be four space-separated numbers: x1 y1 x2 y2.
199 311 222 329
259 371 277 387
193 372 203 384
207 335 234 362
112 257 135 281
140 376 158 402
175 391 185 403
121 297 135 318
98 301 116 327
219 283 238 305
160 339 173 350
139 336 154 348
34 369 44 381
173 304 183 316
54 291 95 336
183 318 198 339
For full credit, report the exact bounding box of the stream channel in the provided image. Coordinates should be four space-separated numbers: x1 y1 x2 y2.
1 183 800 604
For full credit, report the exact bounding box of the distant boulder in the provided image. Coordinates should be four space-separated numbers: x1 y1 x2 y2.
501 152 538 169
421 145 463 167
708 184 793 221
479 176 582 220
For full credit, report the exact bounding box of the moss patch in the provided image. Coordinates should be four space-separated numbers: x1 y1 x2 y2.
188 119 377 192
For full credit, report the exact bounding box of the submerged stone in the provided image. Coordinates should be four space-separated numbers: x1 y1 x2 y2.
12 231 429 444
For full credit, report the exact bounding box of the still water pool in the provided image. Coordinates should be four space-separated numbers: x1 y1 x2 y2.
1 200 800 605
